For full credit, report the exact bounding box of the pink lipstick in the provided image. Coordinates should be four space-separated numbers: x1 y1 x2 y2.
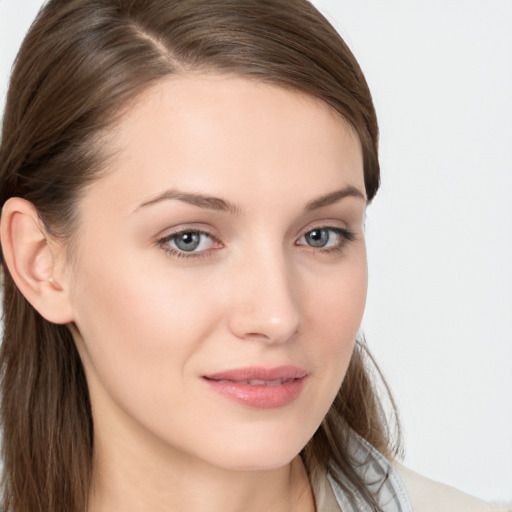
203 366 308 409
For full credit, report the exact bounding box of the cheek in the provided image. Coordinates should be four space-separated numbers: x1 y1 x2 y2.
69 257 231 454
74 245 215 340
308 255 367 343
69 251 223 404
299 251 368 401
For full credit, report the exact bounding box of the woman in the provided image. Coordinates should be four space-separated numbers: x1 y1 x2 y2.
0 1 507 511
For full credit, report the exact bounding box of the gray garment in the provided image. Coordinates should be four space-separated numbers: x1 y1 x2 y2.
314 438 413 512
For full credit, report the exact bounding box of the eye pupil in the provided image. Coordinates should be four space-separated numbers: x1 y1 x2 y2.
175 232 201 251
306 229 329 248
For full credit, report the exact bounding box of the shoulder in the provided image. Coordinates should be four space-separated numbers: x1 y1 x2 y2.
393 462 512 512
325 435 511 512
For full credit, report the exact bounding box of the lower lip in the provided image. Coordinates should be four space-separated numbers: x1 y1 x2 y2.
203 376 307 409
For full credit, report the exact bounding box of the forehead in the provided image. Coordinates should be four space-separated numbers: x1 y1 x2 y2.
84 74 365 214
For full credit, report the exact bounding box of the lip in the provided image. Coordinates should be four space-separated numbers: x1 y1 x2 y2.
203 366 308 409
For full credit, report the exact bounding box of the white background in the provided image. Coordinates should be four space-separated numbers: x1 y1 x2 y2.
1 0 511 503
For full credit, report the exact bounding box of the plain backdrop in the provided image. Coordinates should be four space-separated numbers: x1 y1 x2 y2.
1 0 511 503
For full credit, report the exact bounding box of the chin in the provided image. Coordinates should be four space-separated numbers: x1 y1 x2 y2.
196 430 310 472
218 451 300 472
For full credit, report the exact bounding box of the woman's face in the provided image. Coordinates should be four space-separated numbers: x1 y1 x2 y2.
66 75 367 471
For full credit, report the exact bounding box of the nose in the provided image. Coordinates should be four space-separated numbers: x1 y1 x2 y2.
227 249 301 345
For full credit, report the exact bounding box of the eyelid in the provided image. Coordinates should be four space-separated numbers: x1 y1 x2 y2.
295 225 356 252
156 222 357 261
157 227 223 259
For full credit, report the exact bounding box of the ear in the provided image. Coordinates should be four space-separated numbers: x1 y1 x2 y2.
0 197 75 324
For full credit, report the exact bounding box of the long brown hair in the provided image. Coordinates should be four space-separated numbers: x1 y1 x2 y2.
0 1 400 511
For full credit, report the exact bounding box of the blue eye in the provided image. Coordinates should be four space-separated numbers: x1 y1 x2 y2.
304 228 332 248
159 226 354 260
299 227 355 250
161 230 215 255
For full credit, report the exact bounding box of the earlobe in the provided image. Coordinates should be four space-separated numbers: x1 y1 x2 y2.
0 197 75 324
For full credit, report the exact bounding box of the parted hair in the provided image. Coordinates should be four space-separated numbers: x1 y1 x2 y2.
0 1 400 511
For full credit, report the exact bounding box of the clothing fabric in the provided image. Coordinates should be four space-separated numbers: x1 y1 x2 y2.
312 438 413 512
394 464 511 512
312 438 511 512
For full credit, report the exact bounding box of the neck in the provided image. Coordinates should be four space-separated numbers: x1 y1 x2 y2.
88 421 315 512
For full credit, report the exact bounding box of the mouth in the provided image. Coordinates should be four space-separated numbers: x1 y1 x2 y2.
209 378 295 386
202 366 308 409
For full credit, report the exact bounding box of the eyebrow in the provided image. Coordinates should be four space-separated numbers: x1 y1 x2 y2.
305 186 366 211
135 185 366 214
136 189 240 214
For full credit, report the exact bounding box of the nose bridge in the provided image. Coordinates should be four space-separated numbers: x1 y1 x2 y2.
228 241 300 344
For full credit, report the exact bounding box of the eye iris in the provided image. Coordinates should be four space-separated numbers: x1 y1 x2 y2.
174 232 201 251
306 229 329 248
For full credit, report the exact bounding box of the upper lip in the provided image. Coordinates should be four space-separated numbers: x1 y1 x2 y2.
203 365 308 382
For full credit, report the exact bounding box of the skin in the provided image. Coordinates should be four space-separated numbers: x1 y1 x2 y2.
4 75 368 512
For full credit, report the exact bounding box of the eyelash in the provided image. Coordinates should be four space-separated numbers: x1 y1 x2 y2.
157 226 356 260
158 229 219 260
297 227 356 254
